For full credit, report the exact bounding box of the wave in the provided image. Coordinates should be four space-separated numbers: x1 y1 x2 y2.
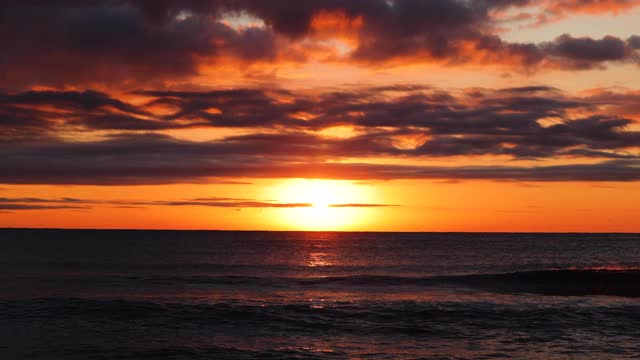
100 268 640 297
10 268 640 297
6 295 640 359
308 268 640 297
108 346 346 360
445 268 640 297
81 345 344 360
4 297 640 339
6 342 346 360
325 268 640 297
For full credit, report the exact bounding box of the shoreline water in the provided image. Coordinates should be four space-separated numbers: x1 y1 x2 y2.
2 230 640 359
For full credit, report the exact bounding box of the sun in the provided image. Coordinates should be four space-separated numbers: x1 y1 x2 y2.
289 180 340 207
268 179 375 230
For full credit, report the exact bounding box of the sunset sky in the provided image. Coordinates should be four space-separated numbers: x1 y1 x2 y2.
1 0 640 231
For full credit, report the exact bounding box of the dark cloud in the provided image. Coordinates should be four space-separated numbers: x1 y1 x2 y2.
124 0 511 37
0 128 638 184
497 86 560 94
582 89 640 118
629 35 640 49
0 204 89 210
1 90 143 113
145 200 312 208
0 196 398 211
121 86 639 163
295 0 548 67
1 1 638 89
1 86 639 163
558 148 638 159
136 88 312 128
229 0 637 71
0 2 278 88
77 114 190 131
0 197 87 204
0 197 93 210
228 0 638 69
544 34 637 69
0 90 186 139
135 85 579 135
304 160 640 182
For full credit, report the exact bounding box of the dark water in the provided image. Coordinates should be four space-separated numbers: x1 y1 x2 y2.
2 229 640 359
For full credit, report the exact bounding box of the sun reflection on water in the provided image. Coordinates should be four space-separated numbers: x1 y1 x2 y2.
307 251 332 267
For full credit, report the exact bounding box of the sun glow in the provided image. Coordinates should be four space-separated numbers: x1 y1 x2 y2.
269 179 377 230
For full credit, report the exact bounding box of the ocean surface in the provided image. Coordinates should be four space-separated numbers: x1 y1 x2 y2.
2 229 640 359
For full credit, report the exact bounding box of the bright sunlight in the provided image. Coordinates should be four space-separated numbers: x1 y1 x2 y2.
269 179 377 230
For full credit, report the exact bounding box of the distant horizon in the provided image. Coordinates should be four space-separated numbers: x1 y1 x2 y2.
2 227 639 235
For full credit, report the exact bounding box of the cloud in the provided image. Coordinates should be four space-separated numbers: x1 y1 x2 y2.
0 197 92 210
0 196 397 211
582 88 640 118
0 129 638 184
0 90 162 137
237 0 639 69
0 204 89 210
546 0 639 14
1 85 639 184
0 197 87 203
544 34 638 69
526 0 640 26
1 1 639 89
0 196 92 210
144 200 312 208
629 35 640 49
135 88 311 128
141 200 397 208
0 2 279 88
2 90 143 114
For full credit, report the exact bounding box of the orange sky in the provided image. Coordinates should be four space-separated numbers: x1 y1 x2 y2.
1 0 639 231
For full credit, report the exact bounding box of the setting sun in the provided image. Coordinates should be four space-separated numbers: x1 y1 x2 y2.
269 179 378 230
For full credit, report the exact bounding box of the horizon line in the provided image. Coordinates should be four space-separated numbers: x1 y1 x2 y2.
1 227 638 235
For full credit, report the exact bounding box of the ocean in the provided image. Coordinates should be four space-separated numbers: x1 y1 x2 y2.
2 229 640 359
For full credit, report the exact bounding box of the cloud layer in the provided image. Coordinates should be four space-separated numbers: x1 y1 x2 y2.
2 0 639 88
2 85 638 167
0 196 396 212
2 2 639 188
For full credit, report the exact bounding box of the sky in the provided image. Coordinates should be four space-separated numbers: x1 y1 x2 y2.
1 0 640 232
